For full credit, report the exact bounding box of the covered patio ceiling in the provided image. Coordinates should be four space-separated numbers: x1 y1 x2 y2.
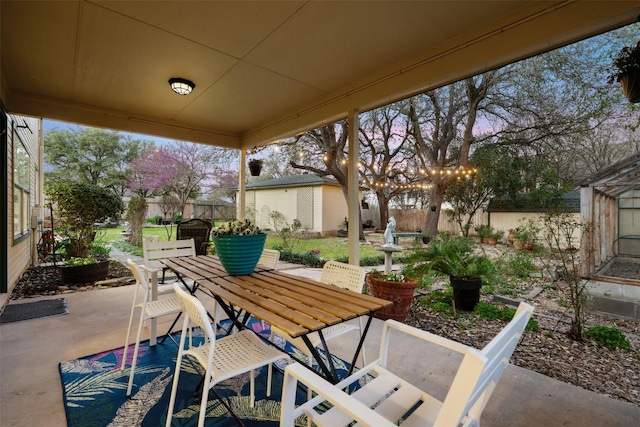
1 1 639 150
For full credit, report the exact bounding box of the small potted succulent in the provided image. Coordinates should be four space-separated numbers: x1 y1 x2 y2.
608 40 640 103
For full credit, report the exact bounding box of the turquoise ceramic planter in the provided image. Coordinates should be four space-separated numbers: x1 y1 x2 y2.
213 233 266 275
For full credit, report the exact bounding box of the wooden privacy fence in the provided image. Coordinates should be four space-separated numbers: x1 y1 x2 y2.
364 208 489 235
144 198 235 222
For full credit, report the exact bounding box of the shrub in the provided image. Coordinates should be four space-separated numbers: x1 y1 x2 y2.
45 181 124 258
473 301 540 331
585 326 630 350
502 252 537 278
148 215 163 224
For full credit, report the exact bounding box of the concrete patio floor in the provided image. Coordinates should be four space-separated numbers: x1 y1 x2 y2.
1 263 639 426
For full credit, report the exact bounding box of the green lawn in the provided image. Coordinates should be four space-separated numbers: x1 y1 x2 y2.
97 225 395 261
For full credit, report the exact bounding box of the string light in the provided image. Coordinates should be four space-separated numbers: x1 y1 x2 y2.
360 165 478 190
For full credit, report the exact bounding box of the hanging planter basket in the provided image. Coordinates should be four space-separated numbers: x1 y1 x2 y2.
620 71 640 103
213 233 266 275
248 159 263 176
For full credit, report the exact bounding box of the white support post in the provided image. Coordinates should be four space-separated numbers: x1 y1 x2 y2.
580 185 593 277
239 149 247 221
348 109 360 265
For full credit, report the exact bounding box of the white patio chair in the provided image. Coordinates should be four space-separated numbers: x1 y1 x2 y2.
120 259 183 397
143 238 196 287
280 301 534 427
166 284 291 427
258 248 280 269
269 260 367 392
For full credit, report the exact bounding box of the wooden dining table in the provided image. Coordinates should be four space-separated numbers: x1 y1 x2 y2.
158 255 392 383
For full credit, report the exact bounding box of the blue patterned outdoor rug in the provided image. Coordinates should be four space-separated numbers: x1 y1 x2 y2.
59 318 351 426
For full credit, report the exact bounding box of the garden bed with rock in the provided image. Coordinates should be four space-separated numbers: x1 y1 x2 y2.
9 261 133 300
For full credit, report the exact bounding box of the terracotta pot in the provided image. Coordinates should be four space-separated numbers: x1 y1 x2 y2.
450 276 482 311
513 238 524 250
507 232 515 245
487 237 498 245
367 274 417 323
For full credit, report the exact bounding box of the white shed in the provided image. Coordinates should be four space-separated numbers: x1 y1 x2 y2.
241 174 352 237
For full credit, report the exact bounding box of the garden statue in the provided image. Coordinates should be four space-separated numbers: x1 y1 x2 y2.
383 217 396 248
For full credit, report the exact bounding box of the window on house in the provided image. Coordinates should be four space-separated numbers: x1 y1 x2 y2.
13 131 30 240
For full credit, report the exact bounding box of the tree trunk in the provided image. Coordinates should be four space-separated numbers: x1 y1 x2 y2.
376 191 390 231
423 189 445 237
339 186 365 241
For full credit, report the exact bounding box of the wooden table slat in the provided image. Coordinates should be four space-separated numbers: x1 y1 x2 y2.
165 259 221 279
199 279 311 337
258 271 392 311
224 275 347 324
242 274 367 320
208 277 327 330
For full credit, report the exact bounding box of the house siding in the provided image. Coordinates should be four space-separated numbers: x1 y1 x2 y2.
239 179 349 236
322 185 348 235
5 115 42 304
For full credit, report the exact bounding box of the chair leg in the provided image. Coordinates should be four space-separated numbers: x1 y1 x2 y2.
250 369 256 408
126 310 147 397
120 289 139 371
165 349 184 427
198 370 212 427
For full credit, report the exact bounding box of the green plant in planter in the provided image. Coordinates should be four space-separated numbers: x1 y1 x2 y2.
367 268 417 322
404 234 496 281
66 257 98 267
474 224 492 243
513 218 541 250
490 229 504 241
369 269 408 283
45 181 124 258
404 234 496 311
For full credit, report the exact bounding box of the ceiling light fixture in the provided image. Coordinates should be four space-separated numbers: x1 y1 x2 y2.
168 77 195 95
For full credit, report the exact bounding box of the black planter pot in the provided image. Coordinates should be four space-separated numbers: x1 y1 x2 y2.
248 161 262 176
450 276 482 311
60 260 109 284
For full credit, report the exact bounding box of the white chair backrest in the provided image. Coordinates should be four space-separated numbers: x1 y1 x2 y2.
258 249 280 269
320 260 365 293
280 302 534 427
143 238 196 271
126 259 151 294
437 302 534 425
173 284 216 339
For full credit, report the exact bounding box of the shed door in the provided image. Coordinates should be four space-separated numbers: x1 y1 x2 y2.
618 190 640 256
